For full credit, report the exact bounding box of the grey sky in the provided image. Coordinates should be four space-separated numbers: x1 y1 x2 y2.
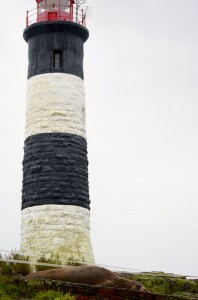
0 0 198 276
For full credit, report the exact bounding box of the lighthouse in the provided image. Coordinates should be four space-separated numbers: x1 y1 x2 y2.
20 0 94 264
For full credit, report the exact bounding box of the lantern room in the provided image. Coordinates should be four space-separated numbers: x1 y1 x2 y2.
37 0 72 22
26 0 87 27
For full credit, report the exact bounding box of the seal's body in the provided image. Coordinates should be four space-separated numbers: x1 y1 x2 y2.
24 266 149 292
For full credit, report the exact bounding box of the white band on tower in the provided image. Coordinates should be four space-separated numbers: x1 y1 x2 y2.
21 205 94 264
25 73 86 139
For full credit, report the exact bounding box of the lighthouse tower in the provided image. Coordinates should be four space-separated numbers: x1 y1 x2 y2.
21 0 94 264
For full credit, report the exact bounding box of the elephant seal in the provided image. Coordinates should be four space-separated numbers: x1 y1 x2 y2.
24 265 149 292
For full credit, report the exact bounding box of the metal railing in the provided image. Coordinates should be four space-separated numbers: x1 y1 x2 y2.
1 249 198 278
0 249 147 273
26 4 90 27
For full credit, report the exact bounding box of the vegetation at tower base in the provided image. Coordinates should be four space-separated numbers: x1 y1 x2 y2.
0 252 31 276
0 274 198 300
0 255 198 299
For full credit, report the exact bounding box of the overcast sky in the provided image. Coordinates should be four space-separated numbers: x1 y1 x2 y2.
0 0 198 276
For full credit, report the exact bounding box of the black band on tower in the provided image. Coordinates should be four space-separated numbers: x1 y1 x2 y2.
23 21 89 80
22 133 90 210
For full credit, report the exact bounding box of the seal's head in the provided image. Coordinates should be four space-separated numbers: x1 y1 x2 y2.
131 281 150 293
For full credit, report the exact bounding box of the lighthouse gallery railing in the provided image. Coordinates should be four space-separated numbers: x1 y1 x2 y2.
26 4 88 27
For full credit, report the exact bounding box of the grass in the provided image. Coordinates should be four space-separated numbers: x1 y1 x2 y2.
0 280 75 300
34 291 75 300
35 257 61 272
0 251 82 275
0 252 31 276
119 272 198 297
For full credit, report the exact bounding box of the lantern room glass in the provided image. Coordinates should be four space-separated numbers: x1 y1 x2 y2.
38 0 70 13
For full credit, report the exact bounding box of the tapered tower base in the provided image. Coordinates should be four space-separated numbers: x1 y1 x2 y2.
21 205 94 263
